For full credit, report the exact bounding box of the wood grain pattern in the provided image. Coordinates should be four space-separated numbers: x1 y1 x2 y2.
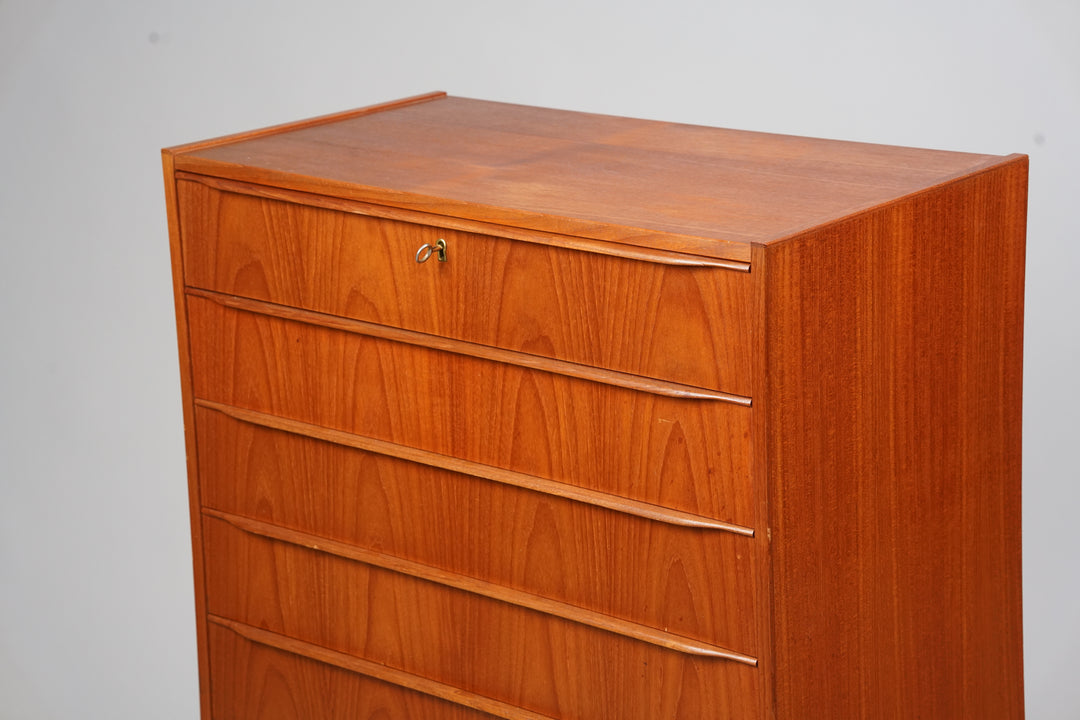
747 237 777 720
170 96 1006 259
177 172 752 271
165 95 1027 719
178 179 754 395
195 405 758 651
208 621 507 720
188 290 750 405
186 296 754 525
196 400 752 533
202 515 762 720
206 507 756 664
763 158 1027 719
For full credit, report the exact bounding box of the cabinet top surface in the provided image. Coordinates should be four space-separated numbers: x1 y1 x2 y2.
169 92 1012 259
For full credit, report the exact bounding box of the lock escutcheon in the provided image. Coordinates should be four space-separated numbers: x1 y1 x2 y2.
415 238 447 263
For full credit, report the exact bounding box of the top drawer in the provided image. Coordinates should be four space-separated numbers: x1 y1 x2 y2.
178 177 753 395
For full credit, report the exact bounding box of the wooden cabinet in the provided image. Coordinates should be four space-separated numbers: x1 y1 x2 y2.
163 92 1026 719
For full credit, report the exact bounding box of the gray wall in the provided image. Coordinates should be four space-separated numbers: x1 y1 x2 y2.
1 0 1076 717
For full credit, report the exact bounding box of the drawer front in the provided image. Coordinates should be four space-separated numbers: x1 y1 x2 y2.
178 179 753 396
203 516 762 720
196 405 758 653
209 623 498 720
187 295 753 525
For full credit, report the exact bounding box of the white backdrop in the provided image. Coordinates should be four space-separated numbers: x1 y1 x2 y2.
1 1 1077 717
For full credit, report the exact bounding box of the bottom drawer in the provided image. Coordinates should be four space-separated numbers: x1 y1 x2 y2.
208 622 498 719
203 515 762 720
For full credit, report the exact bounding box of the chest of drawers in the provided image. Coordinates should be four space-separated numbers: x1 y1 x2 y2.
163 92 1026 719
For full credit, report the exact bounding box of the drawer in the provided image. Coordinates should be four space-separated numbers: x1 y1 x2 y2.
203 515 762 720
196 405 758 653
187 294 753 525
178 178 753 396
208 622 498 720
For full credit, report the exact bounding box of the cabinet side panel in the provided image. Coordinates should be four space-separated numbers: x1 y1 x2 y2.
163 149 212 718
765 158 1026 719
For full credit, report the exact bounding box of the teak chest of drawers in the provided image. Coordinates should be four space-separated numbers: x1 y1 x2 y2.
163 92 1026 719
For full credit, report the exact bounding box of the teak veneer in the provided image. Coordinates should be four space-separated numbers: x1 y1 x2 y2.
164 92 1026 719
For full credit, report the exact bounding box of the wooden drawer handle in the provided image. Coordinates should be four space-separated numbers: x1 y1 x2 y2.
415 238 447 263
205 508 759 665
